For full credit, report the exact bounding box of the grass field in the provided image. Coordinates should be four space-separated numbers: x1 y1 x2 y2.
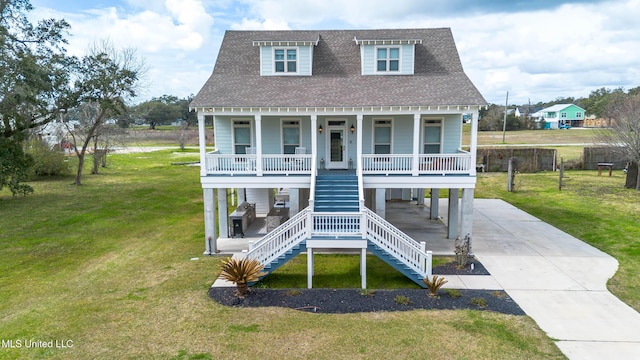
0 127 634 359
0 150 566 359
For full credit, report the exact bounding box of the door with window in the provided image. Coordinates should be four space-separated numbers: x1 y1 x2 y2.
326 121 347 169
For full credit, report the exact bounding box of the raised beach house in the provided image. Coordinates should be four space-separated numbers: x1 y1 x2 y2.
190 28 486 288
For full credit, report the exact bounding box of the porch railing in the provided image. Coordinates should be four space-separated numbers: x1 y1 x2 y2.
204 152 471 176
362 152 472 175
204 154 312 175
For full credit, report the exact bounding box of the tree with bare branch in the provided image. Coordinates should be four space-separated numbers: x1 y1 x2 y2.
597 93 640 190
66 41 145 185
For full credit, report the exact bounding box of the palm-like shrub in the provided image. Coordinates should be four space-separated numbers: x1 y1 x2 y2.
218 257 266 298
423 275 448 298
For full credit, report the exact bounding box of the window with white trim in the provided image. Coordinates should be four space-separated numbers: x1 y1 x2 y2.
282 120 300 154
576 112 582 118
423 119 442 154
373 119 392 154
233 120 252 154
376 47 400 72
561 112 567 118
274 48 297 73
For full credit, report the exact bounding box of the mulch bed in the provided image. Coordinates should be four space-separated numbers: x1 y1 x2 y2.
209 258 525 315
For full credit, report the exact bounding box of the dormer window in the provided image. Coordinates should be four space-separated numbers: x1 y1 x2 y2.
354 37 420 75
254 37 318 76
376 47 400 72
275 48 297 73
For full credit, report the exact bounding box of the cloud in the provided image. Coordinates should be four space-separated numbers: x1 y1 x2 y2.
232 0 639 103
29 0 640 104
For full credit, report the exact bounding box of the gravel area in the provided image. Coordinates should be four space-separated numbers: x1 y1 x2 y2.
209 259 524 315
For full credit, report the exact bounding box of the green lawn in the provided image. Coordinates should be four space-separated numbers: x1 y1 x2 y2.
475 170 640 311
0 151 564 359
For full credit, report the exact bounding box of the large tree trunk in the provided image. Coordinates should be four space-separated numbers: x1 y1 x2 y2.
75 153 85 185
625 162 638 190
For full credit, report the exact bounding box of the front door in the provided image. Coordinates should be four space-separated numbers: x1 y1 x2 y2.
326 122 347 169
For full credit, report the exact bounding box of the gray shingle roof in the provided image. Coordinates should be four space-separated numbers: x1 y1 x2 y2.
190 28 486 108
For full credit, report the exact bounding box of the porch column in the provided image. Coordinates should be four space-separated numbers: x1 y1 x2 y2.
311 114 318 161
218 188 229 238
310 115 317 209
197 112 207 177
470 109 479 176
203 188 217 255
237 188 245 204
361 248 367 289
430 189 439 219
447 189 460 239
460 188 474 253
307 247 314 289
416 188 425 205
289 188 299 216
375 188 386 218
412 113 421 176
255 115 263 176
356 114 363 170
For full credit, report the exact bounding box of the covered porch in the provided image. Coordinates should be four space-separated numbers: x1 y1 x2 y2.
214 199 458 256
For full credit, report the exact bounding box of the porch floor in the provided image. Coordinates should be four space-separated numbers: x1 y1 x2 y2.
216 199 455 255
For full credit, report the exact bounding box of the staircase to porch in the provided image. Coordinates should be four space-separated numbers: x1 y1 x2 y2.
243 172 432 288
313 174 359 212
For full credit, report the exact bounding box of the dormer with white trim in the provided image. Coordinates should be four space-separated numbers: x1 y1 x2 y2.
354 37 421 75
254 37 319 76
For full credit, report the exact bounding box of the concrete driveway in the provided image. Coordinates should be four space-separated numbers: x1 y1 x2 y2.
471 199 640 360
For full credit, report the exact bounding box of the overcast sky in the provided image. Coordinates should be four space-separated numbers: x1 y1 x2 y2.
30 0 639 105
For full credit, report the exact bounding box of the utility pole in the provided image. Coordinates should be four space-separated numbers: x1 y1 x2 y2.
502 91 509 143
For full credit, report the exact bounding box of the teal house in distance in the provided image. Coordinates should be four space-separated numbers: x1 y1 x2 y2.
533 104 586 129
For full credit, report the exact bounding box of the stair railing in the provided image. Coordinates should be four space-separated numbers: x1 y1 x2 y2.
245 207 311 265
362 207 432 278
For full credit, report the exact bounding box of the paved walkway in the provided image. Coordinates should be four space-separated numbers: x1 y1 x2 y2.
469 199 640 360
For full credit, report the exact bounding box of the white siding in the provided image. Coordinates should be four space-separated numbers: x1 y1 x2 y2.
362 116 373 153
400 44 414 74
215 117 232 154
260 47 274 76
261 117 281 154
298 46 312 75
245 188 274 216
393 115 413 153
442 115 462 153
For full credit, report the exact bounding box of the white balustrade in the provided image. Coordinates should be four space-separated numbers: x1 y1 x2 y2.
311 213 361 235
245 208 311 266
245 206 432 280
205 153 470 176
362 155 413 174
362 208 430 277
417 153 471 174
204 154 311 175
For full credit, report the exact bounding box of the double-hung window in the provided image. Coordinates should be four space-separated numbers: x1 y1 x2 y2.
423 119 442 154
233 120 252 154
275 48 297 73
374 119 392 154
376 47 400 72
282 120 300 154
576 112 582 118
